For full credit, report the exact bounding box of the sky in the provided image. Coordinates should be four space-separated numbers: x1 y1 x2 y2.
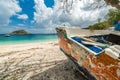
0 0 111 34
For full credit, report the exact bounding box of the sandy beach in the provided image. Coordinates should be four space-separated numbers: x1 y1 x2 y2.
0 41 84 80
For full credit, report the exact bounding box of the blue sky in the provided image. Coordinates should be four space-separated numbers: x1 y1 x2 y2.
44 0 54 8
10 0 54 27
0 0 110 34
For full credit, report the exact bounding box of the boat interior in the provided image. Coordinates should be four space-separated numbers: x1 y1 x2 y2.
58 27 120 59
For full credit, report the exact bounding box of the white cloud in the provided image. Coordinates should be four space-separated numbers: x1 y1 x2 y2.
17 14 28 20
0 0 22 26
34 0 53 27
17 24 25 26
33 0 111 33
0 0 112 34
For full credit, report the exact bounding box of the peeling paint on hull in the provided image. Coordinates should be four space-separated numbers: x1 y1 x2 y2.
56 27 120 80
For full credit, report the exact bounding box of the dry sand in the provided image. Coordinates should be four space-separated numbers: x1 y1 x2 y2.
0 41 84 80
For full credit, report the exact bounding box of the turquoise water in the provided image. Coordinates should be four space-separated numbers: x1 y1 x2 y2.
0 34 58 45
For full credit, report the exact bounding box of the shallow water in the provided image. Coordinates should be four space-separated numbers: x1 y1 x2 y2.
0 34 58 45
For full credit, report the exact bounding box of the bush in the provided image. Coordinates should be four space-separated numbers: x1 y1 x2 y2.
88 21 110 30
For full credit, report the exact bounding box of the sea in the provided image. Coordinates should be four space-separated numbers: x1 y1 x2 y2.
0 34 58 45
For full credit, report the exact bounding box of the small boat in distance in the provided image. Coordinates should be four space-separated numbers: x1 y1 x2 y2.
4 34 11 37
56 26 120 80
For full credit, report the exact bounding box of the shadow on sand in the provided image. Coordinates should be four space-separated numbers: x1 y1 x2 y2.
29 59 85 80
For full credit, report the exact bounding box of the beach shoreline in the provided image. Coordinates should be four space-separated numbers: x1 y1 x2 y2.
0 38 58 45
0 41 83 80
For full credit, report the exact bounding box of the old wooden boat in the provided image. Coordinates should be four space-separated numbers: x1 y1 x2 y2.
56 27 120 80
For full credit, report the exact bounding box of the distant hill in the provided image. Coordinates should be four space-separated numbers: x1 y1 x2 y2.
11 30 28 34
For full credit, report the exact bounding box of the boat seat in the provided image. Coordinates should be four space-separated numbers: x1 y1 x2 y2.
105 45 120 59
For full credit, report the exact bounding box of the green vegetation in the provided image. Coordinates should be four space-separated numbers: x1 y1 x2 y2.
88 9 120 30
11 30 28 34
88 21 110 30
105 9 120 25
0 78 4 80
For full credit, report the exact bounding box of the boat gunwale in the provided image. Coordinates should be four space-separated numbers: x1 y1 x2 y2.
69 36 105 55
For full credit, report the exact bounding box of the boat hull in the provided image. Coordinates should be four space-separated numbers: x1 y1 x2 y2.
56 27 120 80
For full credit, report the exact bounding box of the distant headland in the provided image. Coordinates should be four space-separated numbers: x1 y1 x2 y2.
4 30 28 37
11 30 28 34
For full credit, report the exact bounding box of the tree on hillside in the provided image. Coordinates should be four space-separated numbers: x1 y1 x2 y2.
88 21 110 30
105 9 120 25
88 9 120 30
